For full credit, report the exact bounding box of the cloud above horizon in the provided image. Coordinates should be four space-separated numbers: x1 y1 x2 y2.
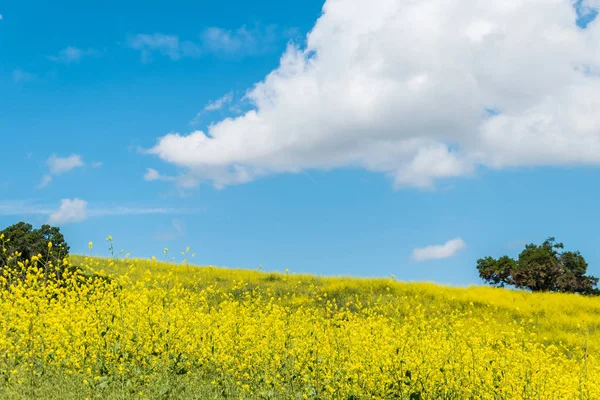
200 25 278 56
143 168 199 189
127 33 202 63
146 0 600 190
0 199 198 225
204 91 233 112
48 46 97 64
48 154 84 175
48 198 88 224
38 154 85 188
128 24 282 63
411 238 467 262
189 92 235 126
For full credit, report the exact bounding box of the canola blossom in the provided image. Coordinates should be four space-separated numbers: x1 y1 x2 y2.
0 253 599 399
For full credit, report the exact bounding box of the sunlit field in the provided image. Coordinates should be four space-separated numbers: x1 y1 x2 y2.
1 251 600 399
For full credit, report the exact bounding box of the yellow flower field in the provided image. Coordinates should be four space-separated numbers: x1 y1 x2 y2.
1 253 600 399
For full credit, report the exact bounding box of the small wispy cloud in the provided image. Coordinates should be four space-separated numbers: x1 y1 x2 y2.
36 154 90 189
48 46 98 64
144 168 162 182
0 200 53 216
143 168 199 190
127 33 201 63
0 199 198 225
411 238 467 262
37 175 53 189
200 24 278 56
189 114 202 126
189 91 234 125
204 91 233 111
88 206 191 217
0 13 4 20
13 69 35 84
48 154 84 175
128 24 284 63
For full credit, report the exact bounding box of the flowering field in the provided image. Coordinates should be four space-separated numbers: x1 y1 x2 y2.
1 252 600 399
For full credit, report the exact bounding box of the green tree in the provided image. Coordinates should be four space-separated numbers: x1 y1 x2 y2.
477 237 599 295
0 222 70 277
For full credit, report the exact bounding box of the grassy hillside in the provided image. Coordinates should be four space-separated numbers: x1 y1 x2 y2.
1 255 600 399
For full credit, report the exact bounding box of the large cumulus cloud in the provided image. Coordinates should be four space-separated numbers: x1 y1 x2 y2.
148 0 600 189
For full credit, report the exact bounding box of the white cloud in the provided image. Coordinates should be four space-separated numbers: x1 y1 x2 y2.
144 168 162 181
48 47 97 64
87 206 192 217
127 34 201 63
48 154 84 175
1 199 196 224
36 154 86 189
204 91 233 112
12 69 34 84
189 113 203 126
91 161 103 168
37 175 53 189
411 238 467 262
200 24 278 55
143 168 199 189
47 198 88 225
0 200 53 216
128 25 280 63
189 92 235 125
147 0 600 190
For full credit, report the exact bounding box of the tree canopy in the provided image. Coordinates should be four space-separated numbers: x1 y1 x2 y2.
477 237 599 295
0 222 69 270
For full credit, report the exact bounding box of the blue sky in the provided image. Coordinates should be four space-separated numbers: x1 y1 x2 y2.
1 0 600 285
